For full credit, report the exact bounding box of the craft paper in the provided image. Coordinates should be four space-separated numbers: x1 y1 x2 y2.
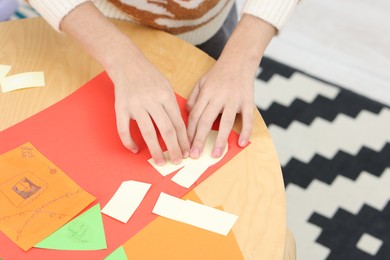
0 64 11 80
0 71 45 93
123 191 243 259
170 161 210 188
0 142 95 251
0 72 245 259
151 192 187 222
147 151 185 176
105 246 127 260
153 193 238 236
183 199 239 236
101 181 151 223
171 131 228 188
35 204 106 250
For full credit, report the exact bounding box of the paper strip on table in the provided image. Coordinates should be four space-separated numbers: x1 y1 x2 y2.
152 192 238 236
1 71 45 93
101 180 151 223
0 65 11 80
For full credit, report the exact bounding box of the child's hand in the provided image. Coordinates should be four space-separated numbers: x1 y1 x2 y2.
186 55 254 159
111 51 190 165
61 2 189 165
186 14 276 159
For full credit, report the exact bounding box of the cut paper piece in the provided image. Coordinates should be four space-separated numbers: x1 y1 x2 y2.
0 142 95 251
35 204 106 250
152 192 187 223
148 130 229 188
0 64 11 80
101 181 151 223
183 199 238 236
124 191 243 260
170 161 210 188
153 192 238 236
105 246 128 260
0 72 245 259
0 71 45 93
171 130 228 188
148 151 185 176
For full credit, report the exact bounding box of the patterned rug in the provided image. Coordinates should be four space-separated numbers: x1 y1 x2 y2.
256 57 390 260
8 2 390 259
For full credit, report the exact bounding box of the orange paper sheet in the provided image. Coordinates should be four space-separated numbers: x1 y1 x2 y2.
122 190 243 260
0 142 95 251
0 72 245 259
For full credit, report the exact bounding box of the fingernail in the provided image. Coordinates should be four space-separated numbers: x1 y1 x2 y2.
190 147 200 158
183 150 190 158
212 148 222 158
239 138 247 147
156 158 166 166
172 157 182 164
130 148 139 154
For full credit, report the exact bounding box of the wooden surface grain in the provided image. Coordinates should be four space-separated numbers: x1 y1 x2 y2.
0 18 292 259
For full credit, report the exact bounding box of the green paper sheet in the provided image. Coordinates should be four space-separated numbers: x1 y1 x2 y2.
105 246 127 260
35 204 106 250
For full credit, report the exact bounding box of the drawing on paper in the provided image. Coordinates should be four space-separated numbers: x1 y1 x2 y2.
0 142 96 251
48 166 57 174
0 172 47 208
21 146 34 158
13 177 41 200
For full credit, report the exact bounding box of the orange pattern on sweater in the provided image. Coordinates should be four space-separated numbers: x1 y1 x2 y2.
108 0 231 34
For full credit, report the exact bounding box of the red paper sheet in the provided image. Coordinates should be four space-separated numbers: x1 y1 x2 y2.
0 72 245 259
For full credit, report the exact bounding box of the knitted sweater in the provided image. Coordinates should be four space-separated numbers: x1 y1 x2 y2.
29 0 298 45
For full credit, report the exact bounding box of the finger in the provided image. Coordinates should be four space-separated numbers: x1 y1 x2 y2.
148 105 184 164
190 103 221 159
115 109 139 153
187 95 209 143
239 103 254 147
212 105 238 158
186 81 201 112
135 111 166 165
163 102 191 158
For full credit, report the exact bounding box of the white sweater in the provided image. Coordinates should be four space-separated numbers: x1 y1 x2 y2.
29 0 298 45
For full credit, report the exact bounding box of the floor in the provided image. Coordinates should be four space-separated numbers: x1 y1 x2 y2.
261 0 390 106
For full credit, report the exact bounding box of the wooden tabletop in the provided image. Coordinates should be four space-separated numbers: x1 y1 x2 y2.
0 18 291 259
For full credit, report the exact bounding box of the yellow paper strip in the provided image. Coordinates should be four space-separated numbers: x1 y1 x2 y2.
0 65 11 80
0 71 45 93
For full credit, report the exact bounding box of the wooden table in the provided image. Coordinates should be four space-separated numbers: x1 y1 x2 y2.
0 18 295 259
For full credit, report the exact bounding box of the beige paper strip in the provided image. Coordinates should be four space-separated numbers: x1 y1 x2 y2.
0 71 45 93
0 64 11 80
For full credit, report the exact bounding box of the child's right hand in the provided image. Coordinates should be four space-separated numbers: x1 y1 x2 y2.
61 2 189 165
110 49 190 165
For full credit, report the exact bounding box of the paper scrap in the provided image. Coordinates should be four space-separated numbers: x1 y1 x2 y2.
152 192 187 222
152 193 238 236
123 190 244 260
35 204 106 250
0 65 11 80
101 180 151 223
171 131 228 188
105 246 128 260
170 161 210 188
0 142 95 251
183 199 238 236
1 71 45 93
148 130 228 188
148 151 185 176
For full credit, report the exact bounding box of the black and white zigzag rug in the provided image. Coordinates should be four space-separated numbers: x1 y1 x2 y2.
256 57 390 260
